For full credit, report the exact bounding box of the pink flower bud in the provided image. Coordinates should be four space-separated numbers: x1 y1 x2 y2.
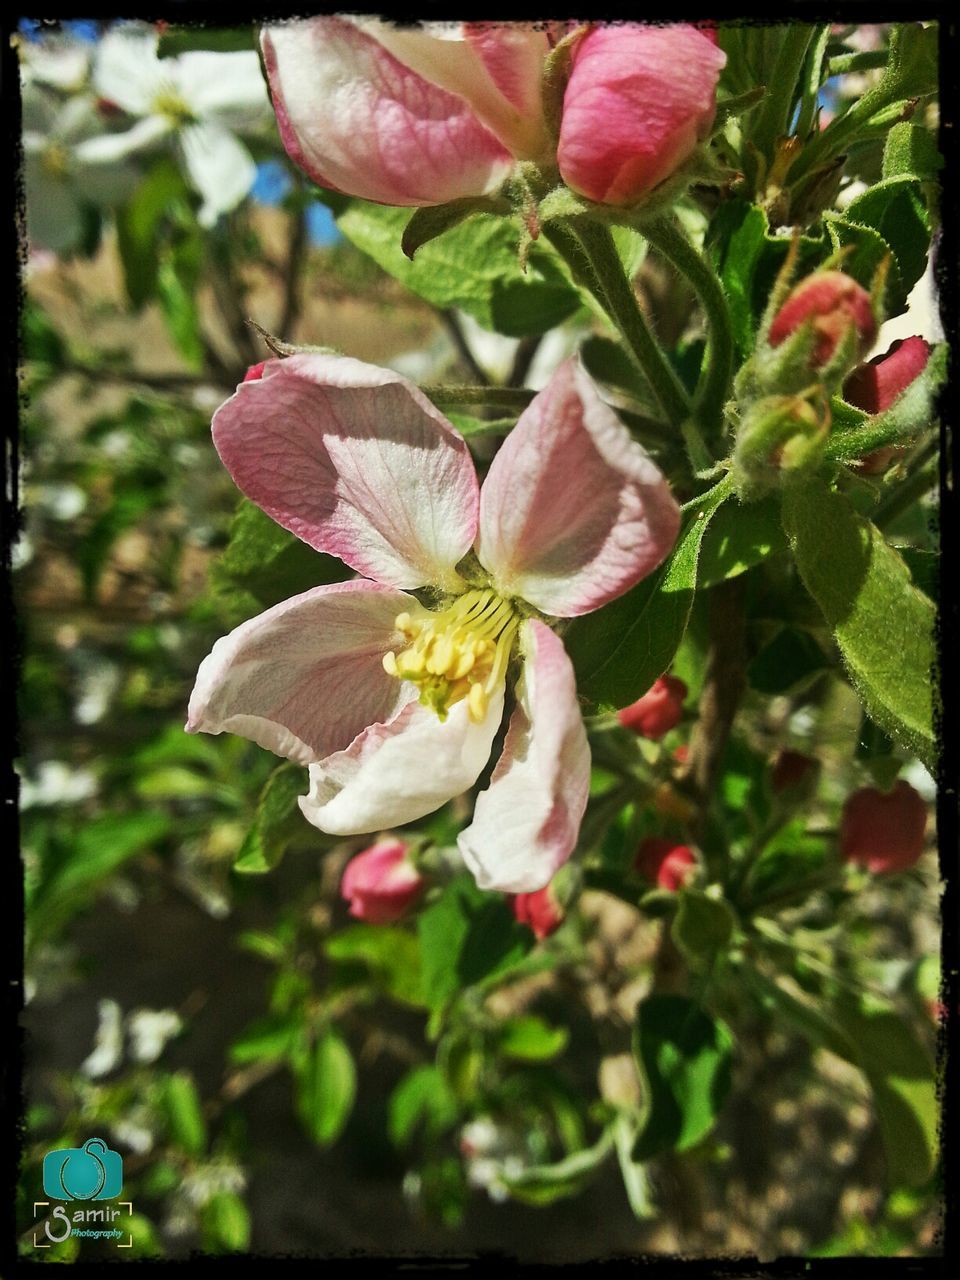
843 337 931 473
769 271 877 369
770 749 819 794
340 839 425 923
635 837 696 891
512 883 564 940
840 780 927 875
617 675 687 739
557 24 725 205
243 361 267 383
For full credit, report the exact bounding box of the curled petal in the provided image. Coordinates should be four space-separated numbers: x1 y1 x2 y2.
477 359 681 616
212 353 480 592
186 580 416 765
261 17 513 205
458 621 590 893
300 684 506 835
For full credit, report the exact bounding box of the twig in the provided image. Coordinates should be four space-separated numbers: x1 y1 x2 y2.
439 309 490 385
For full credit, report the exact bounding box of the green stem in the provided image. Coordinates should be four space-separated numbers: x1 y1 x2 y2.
826 415 936 466
872 451 939 530
420 384 534 410
794 25 832 139
827 49 889 77
642 216 735 439
750 24 817 159
545 219 691 428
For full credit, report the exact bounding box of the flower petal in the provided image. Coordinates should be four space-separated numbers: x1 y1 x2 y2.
91 27 164 115
458 621 590 893
300 683 506 835
179 121 256 226
261 17 513 206
175 51 270 127
186 580 416 765
74 114 172 164
211 353 480 591
476 359 681 616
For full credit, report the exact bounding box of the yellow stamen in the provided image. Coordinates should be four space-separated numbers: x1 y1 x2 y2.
385 588 518 722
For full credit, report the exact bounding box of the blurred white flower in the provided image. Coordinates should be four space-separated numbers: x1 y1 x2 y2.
127 1008 183 1063
17 31 92 93
111 1113 155 1155
19 760 99 809
81 998 124 1078
74 660 121 726
77 25 271 227
35 481 87 521
21 83 138 253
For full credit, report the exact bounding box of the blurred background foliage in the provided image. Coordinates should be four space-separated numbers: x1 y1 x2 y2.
14 18 943 1263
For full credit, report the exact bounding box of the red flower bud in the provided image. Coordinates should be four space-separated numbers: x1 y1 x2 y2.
843 337 931 473
635 837 696 891
243 361 267 382
673 743 690 765
617 675 687 739
840 780 927 875
769 271 877 369
770 749 819 794
340 839 424 923
512 883 564 940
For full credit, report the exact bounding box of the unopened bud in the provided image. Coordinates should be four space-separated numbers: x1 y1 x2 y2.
770 271 877 370
340 839 425 923
617 675 687 739
844 336 932 473
770 749 820 797
840 780 927 875
511 881 564 940
635 837 697 891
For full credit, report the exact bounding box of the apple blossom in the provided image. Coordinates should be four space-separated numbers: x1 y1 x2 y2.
261 18 724 209
340 839 425 923
840 780 927 875
556 24 726 205
769 271 877 370
617 675 687 739
512 882 564 940
74 24 272 227
187 354 681 893
635 837 697 891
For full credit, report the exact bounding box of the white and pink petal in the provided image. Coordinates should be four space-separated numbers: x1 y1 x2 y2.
211 353 480 592
261 17 513 206
299 682 506 835
458 621 590 893
476 358 681 617
186 580 417 765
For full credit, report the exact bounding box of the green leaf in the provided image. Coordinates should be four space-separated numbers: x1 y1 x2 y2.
203 1192 251 1253
115 158 190 309
745 822 828 900
335 199 581 336
841 175 930 300
498 1015 569 1062
156 249 203 371
229 1014 301 1065
882 122 943 183
158 26 255 57
565 477 733 709
748 626 830 695
671 891 736 970
401 195 506 258
632 995 734 1160
697 495 788 587
823 213 907 315
325 924 425 1007
782 478 936 769
417 875 532 1015
50 811 172 900
215 497 351 610
234 762 309 875
388 1065 460 1146
78 483 166 601
294 1027 357 1147
164 1072 207 1157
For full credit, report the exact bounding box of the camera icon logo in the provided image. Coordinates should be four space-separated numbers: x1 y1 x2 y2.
42 1138 124 1201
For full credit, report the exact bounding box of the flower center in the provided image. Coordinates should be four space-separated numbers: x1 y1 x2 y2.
41 143 69 178
382 589 518 725
151 88 196 128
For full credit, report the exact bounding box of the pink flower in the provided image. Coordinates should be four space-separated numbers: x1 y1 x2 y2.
840 780 928 875
341 838 424 922
187 355 681 893
261 18 553 207
512 882 564 940
843 336 932 473
557 24 726 205
769 271 877 369
261 19 724 210
635 837 696 891
617 675 687 739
